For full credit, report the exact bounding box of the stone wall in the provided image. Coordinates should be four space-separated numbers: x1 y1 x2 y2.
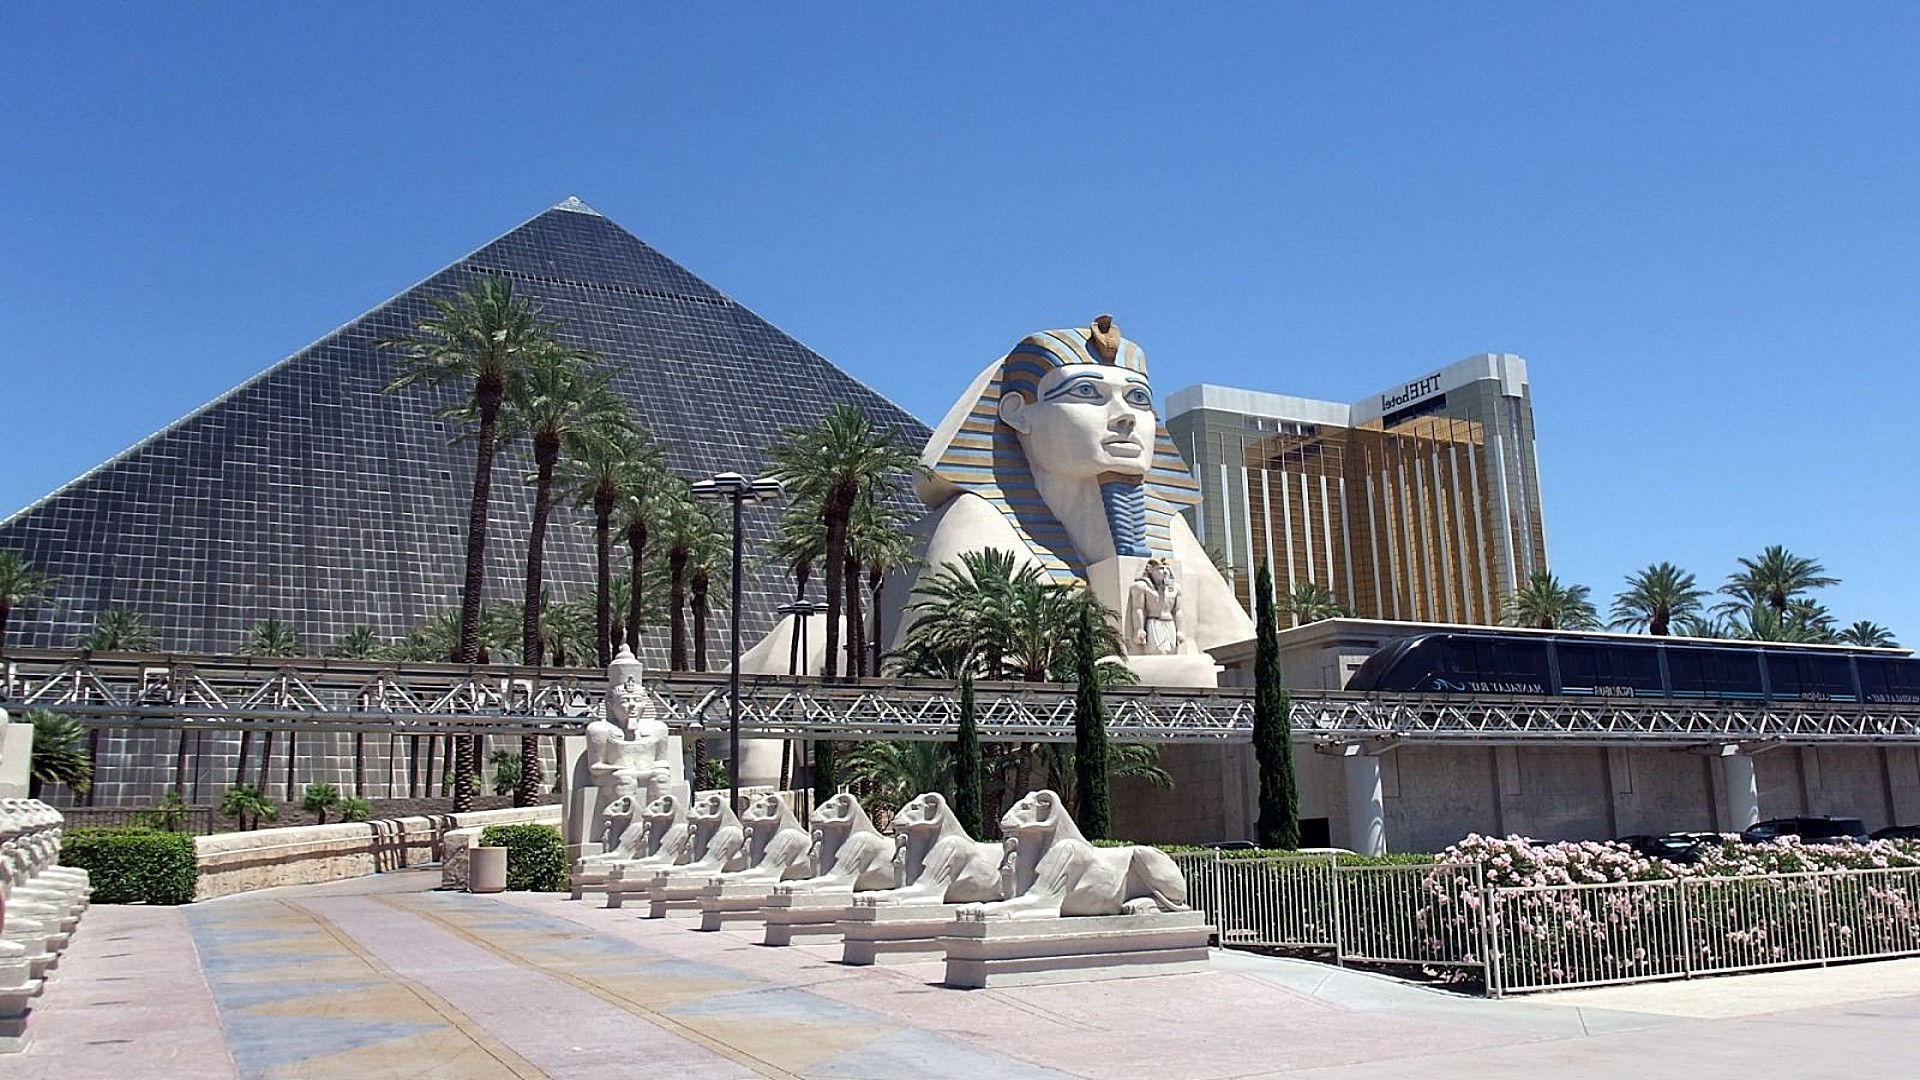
193 805 560 901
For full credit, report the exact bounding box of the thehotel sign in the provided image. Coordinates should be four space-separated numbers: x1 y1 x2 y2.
1380 372 1443 413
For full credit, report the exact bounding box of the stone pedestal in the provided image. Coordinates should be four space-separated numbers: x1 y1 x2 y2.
840 902 967 965
761 889 859 946
645 871 719 919
941 910 1213 989
696 881 781 931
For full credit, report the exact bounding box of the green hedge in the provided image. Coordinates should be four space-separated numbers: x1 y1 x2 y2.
60 827 198 904
478 824 567 892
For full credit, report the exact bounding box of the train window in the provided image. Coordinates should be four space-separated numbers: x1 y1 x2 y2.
1858 657 1920 704
1668 647 1764 698
1558 643 1663 697
1765 653 1859 702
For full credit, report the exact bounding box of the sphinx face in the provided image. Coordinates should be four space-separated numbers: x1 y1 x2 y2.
1000 790 1056 833
742 794 782 824
642 794 678 821
1000 364 1156 482
814 793 857 824
894 793 943 830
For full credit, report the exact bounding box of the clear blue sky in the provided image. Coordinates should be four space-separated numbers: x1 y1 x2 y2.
5 5 1917 637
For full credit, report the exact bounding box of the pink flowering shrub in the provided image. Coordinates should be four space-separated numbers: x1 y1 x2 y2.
1412 835 1920 990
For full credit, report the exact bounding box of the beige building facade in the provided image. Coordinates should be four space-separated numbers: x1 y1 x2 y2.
1167 353 1548 625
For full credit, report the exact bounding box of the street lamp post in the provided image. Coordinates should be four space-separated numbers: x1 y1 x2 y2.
775 597 827 800
691 471 784 810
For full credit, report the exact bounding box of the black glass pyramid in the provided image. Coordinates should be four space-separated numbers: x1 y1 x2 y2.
0 198 929 661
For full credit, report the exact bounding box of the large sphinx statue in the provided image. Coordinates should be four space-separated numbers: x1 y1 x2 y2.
909 315 1252 686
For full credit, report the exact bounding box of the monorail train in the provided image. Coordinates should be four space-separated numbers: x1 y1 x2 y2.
1345 630 1920 704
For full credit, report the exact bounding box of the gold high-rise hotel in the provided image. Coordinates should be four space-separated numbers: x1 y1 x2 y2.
1167 354 1547 625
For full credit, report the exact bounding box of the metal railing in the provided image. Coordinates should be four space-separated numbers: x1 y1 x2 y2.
59 804 220 835
1182 855 1920 997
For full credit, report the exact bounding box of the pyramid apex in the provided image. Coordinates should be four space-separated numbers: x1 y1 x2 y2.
551 195 602 216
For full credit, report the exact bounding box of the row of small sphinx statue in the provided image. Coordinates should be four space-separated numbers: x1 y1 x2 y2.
572 787 1191 920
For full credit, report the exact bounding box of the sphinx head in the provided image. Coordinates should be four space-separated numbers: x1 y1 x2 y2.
996 320 1156 484
1000 789 1078 841
741 792 790 827
892 792 951 833
640 793 680 823
688 792 728 822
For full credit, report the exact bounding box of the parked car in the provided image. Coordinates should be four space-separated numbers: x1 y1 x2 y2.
1740 816 1869 845
1870 824 1920 842
1616 833 1719 864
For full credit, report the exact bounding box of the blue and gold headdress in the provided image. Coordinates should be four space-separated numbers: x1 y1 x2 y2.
917 317 1202 584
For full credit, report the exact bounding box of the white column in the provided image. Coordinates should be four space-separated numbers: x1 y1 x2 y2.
1345 752 1387 856
1720 748 1760 830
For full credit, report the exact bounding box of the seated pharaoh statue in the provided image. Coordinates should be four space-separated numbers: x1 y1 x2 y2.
566 644 680 854
905 315 1254 686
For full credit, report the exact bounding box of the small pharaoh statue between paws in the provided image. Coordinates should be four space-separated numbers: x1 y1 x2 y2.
1126 557 1183 655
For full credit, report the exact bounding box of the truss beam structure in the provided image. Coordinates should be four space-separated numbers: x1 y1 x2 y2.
3 649 1918 746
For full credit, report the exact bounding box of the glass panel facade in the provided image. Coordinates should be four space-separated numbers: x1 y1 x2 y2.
1168 355 1548 626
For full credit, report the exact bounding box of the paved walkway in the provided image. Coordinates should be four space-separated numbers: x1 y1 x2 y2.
17 869 1920 1078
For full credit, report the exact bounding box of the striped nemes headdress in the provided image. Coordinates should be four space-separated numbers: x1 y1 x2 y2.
919 317 1202 584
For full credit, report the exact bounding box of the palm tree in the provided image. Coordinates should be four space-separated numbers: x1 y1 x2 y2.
245 617 302 657
327 625 382 659
1502 570 1600 630
1609 562 1705 636
500 350 630 805
80 606 158 651
559 426 662 666
614 459 681 656
764 404 919 681
25 709 91 799
687 522 730 673
500 349 630 668
1719 545 1839 618
0 551 56 655
1837 620 1899 648
384 274 568 812
656 490 718 671
850 495 918 673
1716 599 1836 644
894 549 1031 679
219 784 277 831
843 741 951 819
1277 581 1349 625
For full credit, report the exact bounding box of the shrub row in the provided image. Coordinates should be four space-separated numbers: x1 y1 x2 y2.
61 827 198 904
479 824 568 892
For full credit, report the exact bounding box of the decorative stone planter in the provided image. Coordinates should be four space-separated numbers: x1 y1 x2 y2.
468 846 508 894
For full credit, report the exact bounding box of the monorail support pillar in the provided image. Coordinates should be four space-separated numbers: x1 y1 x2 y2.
1716 745 1760 831
1317 738 1397 856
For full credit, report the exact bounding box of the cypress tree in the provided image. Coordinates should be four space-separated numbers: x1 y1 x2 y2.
812 740 836 806
1072 599 1112 840
1254 563 1300 848
953 670 984 837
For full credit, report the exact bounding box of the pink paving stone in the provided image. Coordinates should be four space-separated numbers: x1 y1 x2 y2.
14 904 237 1079
498 891 1544 1078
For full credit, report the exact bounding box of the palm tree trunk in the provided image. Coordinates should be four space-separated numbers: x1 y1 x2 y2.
691 572 710 672
0 601 11 657
594 489 614 667
174 729 190 795
822 490 852 681
449 382 503 814
260 731 276 798
517 439 559 807
284 731 297 802
235 730 254 787
669 545 689 671
353 733 365 796
625 522 648 654
868 565 885 675
844 552 865 679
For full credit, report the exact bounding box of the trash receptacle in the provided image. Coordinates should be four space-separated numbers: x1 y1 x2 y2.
469 845 507 893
